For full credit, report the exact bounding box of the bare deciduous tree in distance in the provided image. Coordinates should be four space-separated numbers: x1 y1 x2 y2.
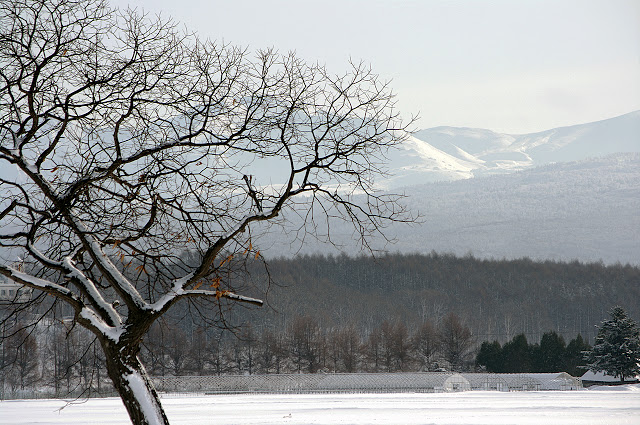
439 313 473 371
0 0 413 423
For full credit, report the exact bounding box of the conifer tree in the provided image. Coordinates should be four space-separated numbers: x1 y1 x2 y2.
475 340 502 373
534 331 566 372
565 334 590 377
585 307 640 382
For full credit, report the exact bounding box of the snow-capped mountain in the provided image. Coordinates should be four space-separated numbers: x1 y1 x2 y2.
258 111 640 264
380 110 640 188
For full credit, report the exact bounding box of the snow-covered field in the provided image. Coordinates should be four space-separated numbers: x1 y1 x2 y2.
1 386 638 425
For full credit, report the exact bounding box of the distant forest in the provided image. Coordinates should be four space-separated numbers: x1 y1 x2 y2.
238 252 640 344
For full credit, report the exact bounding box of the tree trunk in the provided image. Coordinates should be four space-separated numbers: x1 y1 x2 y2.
103 343 170 425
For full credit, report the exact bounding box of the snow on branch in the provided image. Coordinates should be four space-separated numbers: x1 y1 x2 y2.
79 307 125 343
148 272 263 314
146 272 193 313
62 257 123 327
78 224 147 309
0 266 76 299
181 289 264 306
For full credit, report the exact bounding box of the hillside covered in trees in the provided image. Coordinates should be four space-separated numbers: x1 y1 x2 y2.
246 253 640 343
261 154 640 265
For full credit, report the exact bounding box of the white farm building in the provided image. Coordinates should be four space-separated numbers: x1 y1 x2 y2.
462 373 582 391
0 278 32 303
154 372 472 394
154 372 586 395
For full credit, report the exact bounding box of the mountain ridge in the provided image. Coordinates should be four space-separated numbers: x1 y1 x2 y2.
380 110 640 188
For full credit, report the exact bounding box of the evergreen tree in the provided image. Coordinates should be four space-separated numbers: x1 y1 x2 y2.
534 331 566 372
476 340 502 372
565 334 590 377
501 334 532 372
585 307 640 382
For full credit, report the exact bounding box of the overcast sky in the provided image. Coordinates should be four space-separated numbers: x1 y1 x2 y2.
110 0 640 134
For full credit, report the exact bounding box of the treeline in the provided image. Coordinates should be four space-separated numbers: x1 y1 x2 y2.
140 313 475 377
0 309 593 398
244 252 640 344
476 332 590 376
0 310 483 396
0 319 107 397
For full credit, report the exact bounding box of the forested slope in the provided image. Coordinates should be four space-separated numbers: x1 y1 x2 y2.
242 253 640 344
260 154 640 264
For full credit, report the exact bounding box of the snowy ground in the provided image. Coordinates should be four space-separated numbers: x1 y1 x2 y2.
1 386 638 425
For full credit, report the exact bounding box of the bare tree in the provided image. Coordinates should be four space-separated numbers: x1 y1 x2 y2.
439 313 474 371
333 324 361 372
208 332 226 376
412 320 440 371
186 326 209 375
258 328 287 374
2 323 39 391
140 322 168 377
43 321 73 394
0 0 411 423
238 324 257 375
379 319 410 372
363 325 382 372
289 315 322 373
164 324 188 376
